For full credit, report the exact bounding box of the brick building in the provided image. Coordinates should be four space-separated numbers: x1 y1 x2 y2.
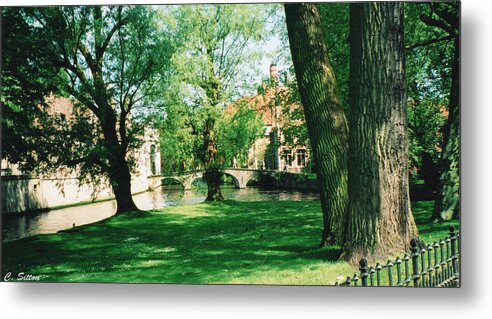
1 96 161 213
230 64 310 172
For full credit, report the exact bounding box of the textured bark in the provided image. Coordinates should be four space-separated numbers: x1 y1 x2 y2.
204 168 224 201
109 154 140 214
203 115 224 201
100 104 139 214
343 2 418 265
285 3 349 246
432 37 460 221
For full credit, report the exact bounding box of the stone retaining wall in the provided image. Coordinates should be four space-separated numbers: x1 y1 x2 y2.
1 174 150 214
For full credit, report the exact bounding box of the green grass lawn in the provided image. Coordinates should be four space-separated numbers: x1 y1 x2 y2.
1 200 458 284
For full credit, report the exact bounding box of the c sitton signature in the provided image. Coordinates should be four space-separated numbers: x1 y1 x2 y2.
3 272 41 282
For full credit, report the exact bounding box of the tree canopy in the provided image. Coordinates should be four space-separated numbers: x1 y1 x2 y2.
1 8 60 170
2 6 175 212
156 4 275 200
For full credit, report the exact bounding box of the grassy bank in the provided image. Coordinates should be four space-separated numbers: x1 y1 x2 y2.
1 200 458 284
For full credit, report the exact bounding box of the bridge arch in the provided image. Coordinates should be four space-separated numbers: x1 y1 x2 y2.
245 175 261 186
187 174 206 188
221 168 272 189
149 168 289 191
222 172 241 189
258 173 280 187
157 177 185 190
148 171 203 191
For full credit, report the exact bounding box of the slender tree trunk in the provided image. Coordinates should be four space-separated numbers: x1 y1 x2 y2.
342 2 418 265
432 37 460 221
285 3 349 246
203 115 224 201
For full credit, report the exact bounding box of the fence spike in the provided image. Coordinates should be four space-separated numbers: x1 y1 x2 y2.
353 274 359 287
419 247 427 286
404 254 410 286
449 224 456 234
386 260 394 286
395 257 402 286
449 225 458 279
427 244 434 287
411 238 420 287
445 236 451 280
359 258 368 287
369 266 375 287
433 241 440 285
376 263 382 286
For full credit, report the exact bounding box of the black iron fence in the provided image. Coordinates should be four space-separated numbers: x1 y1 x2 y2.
335 225 460 287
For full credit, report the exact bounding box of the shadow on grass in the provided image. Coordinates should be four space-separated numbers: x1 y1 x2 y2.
2 200 455 284
2 200 351 284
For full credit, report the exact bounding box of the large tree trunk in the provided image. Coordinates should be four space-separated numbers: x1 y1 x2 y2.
285 3 349 246
342 2 418 265
100 106 139 214
432 37 460 221
203 115 224 201
205 168 224 201
110 154 140 214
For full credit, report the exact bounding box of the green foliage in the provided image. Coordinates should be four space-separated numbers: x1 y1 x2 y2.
318 3 350 110
216 101 264 168
405 3 454 104
2 6 173 187
158 102 201 174
162 4 272 106
293 172 309 183
407 101 447 182
157 4 273 172
280 69 311 152
1 8 60 169
405 2 457 185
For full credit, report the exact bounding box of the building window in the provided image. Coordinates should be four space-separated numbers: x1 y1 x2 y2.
297 149 306 167
150 144 156 175
283 150 292 166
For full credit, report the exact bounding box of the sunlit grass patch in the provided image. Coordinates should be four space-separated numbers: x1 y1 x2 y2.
2 199 457 285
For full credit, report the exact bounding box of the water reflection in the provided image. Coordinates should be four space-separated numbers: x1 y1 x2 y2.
2 186 319 242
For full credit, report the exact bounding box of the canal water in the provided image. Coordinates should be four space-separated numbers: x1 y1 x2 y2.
2 186 319 242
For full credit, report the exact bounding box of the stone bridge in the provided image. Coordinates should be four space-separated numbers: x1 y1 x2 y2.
148 170 203 191
148 168 290 190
